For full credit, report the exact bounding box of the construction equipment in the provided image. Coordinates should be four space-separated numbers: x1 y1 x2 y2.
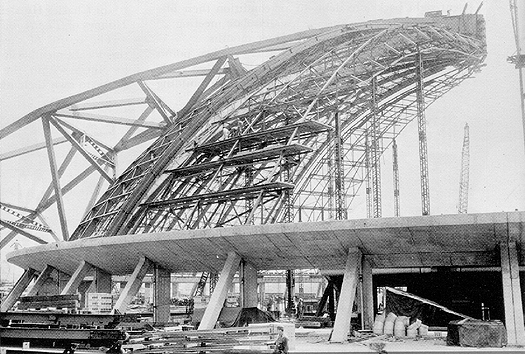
458 123 470 214
509 0 525 155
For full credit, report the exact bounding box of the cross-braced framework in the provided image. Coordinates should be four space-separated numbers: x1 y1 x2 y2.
0 14 486 246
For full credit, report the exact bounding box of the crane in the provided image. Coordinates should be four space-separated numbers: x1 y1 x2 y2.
509 0 525 154
458 123 470 214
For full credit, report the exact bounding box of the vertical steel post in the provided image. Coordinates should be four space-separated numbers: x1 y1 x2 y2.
334 111 346 220
392 139 400 216
370 77 382 218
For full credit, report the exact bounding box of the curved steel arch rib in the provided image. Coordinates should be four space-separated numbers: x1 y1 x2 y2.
0 15 486 244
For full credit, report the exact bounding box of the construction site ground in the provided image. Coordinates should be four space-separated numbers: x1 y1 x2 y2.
293 328 525 352
3 327 525 353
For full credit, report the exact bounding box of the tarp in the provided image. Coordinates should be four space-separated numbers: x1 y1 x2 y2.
447 319 507 347
192 307 275 328
385 287 472 327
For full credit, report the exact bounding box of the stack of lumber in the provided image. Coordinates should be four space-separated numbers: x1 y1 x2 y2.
16 294 80 311
126 326 276 353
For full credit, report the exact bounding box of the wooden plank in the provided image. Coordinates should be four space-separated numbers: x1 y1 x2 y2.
19 294 80 302
17 300 79 310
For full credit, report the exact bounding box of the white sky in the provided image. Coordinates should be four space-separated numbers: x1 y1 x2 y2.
1 0 524 280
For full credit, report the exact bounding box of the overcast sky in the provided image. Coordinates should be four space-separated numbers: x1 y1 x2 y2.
1 0 523 280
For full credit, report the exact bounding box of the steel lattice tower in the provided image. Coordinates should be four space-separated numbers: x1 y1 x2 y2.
458 123 470 214
416 48 431 216
392 139 400 217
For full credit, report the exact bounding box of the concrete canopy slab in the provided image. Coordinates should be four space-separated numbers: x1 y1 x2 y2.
6 212 524 276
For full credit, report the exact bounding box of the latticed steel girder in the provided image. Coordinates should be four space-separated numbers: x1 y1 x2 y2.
0 15 486 243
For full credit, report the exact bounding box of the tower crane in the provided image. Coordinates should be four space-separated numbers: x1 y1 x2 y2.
458 123 470 214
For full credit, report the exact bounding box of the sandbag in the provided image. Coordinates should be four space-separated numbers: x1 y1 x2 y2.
383 312 397 335
373 314 385 335
394 316 408 337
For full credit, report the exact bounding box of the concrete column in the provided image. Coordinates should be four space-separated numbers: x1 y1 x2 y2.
198 252 241 330
259 281 266 310
362 257 374 330
153 265 171 324
113 256 152 314
331 248 361 342
58 270 71 293
500 241 525 346
92 268 112 293
27 265 55 296
61 261 93 295
78 280 93 309
240 260 258 308
1 268 37 312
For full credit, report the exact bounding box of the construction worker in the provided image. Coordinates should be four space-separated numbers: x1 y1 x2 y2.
106 340 125 354
273 326 289 354
62 343 78 354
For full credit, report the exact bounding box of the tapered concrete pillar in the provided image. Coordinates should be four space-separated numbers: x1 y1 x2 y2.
1 268 37 312
27 265 55 296
61 261 93 295
500 241 525 346
330 248 361 342
198 252 241 330
113 256 152 314
240 260 258 308
153 265 171 324
362 257 374 330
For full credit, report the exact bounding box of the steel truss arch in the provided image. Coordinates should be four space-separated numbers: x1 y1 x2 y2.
0 15 486 245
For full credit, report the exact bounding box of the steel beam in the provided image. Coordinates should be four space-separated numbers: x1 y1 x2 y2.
0 219 47 245
42 116 69 240
0 137 68 161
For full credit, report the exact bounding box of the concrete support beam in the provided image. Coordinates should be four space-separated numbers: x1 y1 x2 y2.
500 241 525 346
362 257 374 330
113 256 152 314
331 248 361 342
61 261 93 295
198 252 241 330
1 268 37 312
153 265 171 324
240 260 258 308
27 265 55 296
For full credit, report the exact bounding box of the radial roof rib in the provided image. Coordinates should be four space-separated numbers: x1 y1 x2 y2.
0 25 335 140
